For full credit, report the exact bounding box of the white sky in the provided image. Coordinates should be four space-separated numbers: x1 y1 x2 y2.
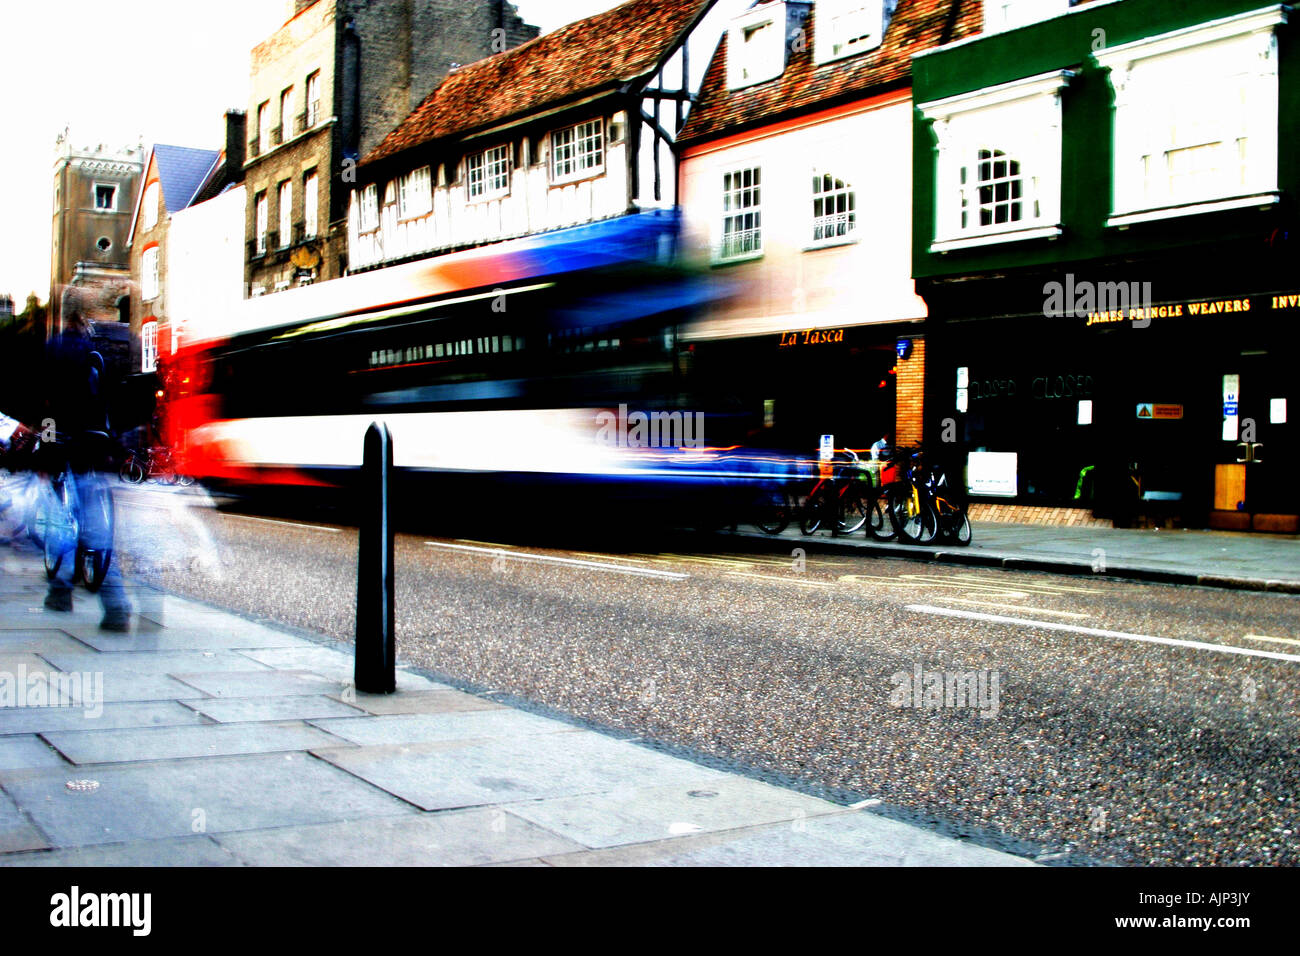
0 0 622 306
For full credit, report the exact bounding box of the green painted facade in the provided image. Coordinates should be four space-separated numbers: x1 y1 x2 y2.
911 0 1299 278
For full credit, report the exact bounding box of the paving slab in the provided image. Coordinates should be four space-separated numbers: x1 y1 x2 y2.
340 688 504 716
0 631 92 656
185 695 365 724
313 731 731 812
308 709 578 746
214 808 586 866
39 649 271 675
542 809 1036 867
506 778 848 850
68 626 310 653
0 789 46 854
0 752 418 847
171 669 344 699
42 721 343 765
0 701 207 736
0 835 244 867
0 735 67 771
239 646 446 690
0 653 58 674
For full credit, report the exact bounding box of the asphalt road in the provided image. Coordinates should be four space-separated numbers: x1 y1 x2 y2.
114 484 1300 866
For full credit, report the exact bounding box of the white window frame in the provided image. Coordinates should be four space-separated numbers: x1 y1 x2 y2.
93 183 117 211
983 0 1070 34
257 101 271 149
809 171 857 247
306 71 322 127
816 0 885 65
279 87 293 140
727 3 786 89
142 181 160 229
1097 5 1286 228
718 165 763 262
304 170 318 238
468 144 511 200
920 70 1072 252
141 320 158 374
398 166 432 219
550 120 604 183
278 180 292 247
255 192 269 253
359 183 379 232
141 246 160 301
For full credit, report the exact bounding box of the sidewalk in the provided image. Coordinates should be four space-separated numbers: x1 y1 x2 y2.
0 544 1032 867
731 521 1300 593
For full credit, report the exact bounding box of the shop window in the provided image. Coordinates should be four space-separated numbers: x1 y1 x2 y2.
719 166 762 261
920 70 1071 252
1096 7 1285 227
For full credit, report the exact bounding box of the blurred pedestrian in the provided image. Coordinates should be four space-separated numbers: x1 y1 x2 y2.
40 304 133 631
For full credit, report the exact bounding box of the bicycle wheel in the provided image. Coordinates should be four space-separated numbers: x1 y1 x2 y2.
949 505 972 546
867 493 895 541
120 457 145 483
752 488 792 535
79 485 115 592
835 488 869 535
888 485 938 545
799 488 826 535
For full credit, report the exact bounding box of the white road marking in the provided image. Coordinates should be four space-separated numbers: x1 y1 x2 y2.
1243 633 1300 647
426 541 688 580
939 598 1090 620
225 513 342 533
906 604 1300 664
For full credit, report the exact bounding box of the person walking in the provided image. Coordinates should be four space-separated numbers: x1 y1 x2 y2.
39 304 133 631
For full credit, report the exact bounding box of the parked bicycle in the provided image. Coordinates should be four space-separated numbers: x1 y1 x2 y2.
750 448 896 540
885 449 970 546
119 445 195 486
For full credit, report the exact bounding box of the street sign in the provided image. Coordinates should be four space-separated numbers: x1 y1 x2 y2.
819 435 834 461
1136 403 1153 418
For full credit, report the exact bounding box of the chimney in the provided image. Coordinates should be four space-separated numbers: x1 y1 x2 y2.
225 110 247 182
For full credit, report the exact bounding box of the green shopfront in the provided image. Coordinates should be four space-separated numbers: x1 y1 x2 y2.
912 0 1300 530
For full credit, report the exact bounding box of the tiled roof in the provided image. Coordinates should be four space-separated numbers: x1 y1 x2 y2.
679 0 980 144
153 144 222 211
362 0 715 167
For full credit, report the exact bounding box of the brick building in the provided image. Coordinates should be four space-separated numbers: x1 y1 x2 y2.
243 0 538 297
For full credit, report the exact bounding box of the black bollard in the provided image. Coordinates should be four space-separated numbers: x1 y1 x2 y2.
355 422 396 693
